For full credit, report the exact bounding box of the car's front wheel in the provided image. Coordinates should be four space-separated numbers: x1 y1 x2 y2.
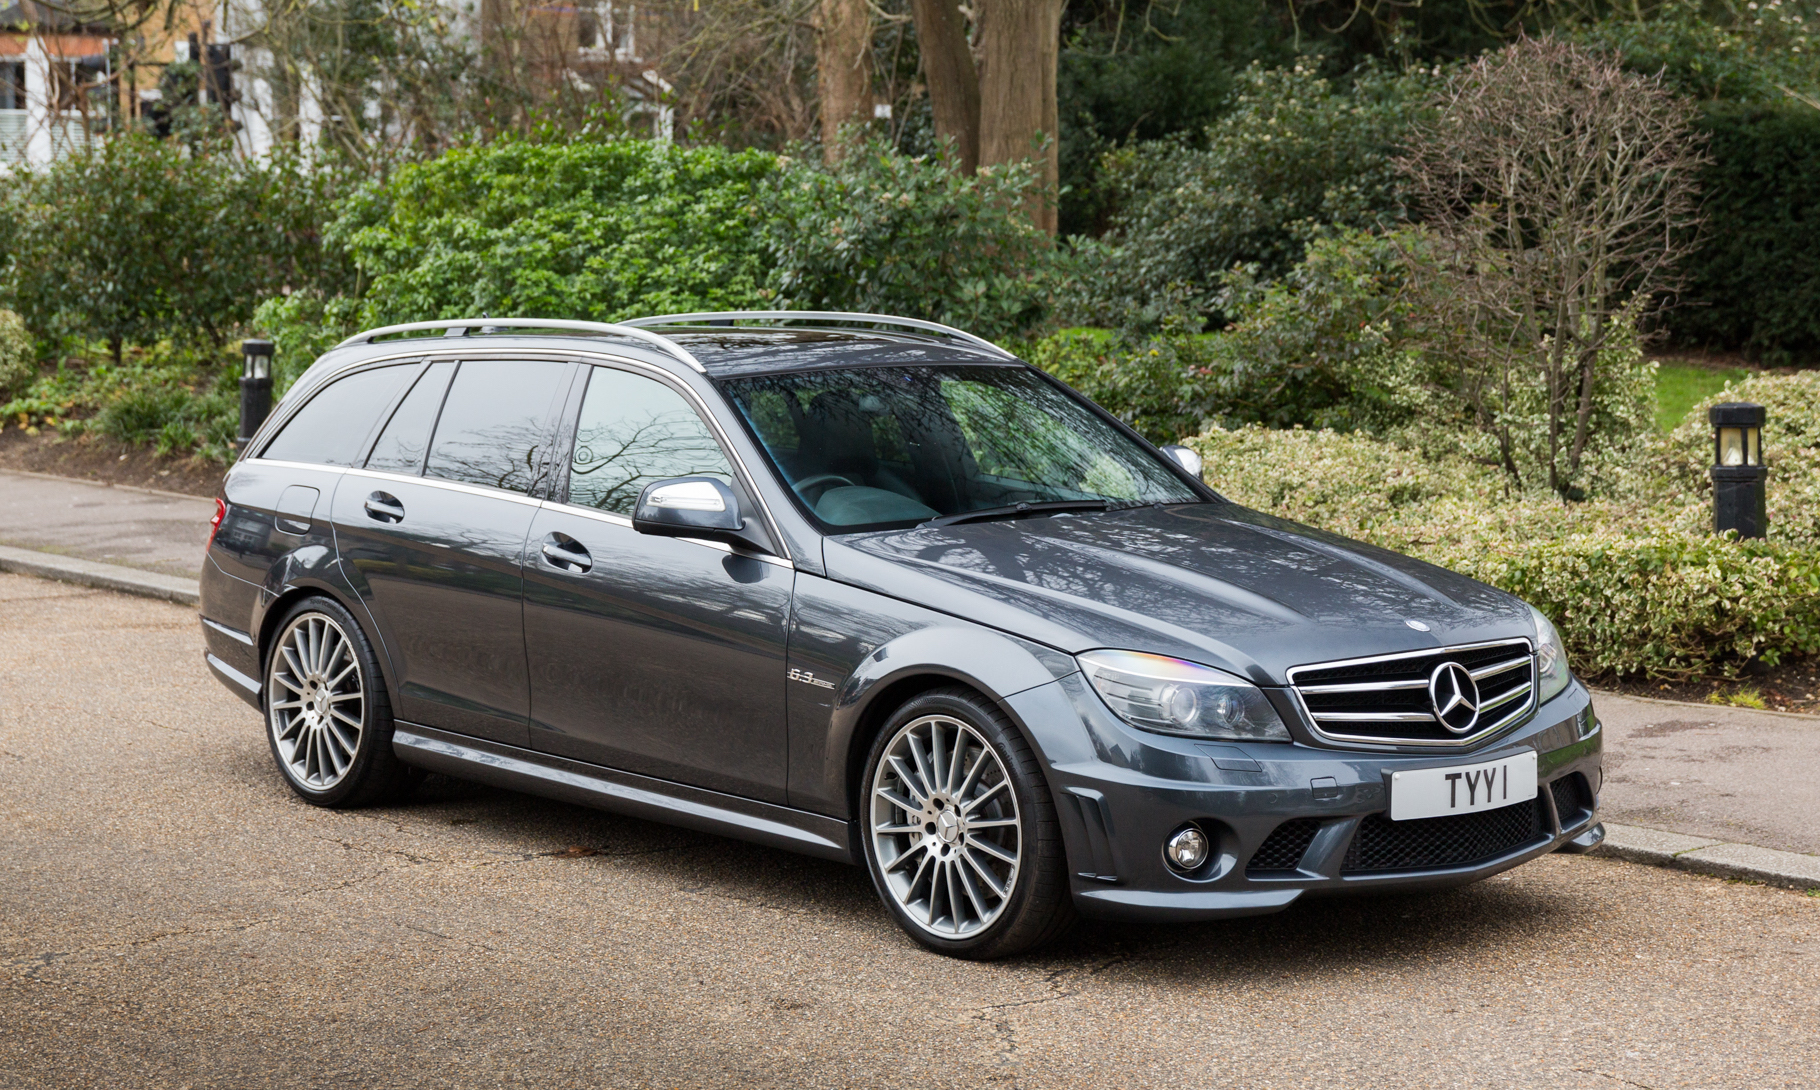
861 687 1075 959
263 596 417 808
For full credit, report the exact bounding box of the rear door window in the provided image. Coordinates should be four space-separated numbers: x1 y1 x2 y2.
424 360 570 495
366 361 454 475
260 364 417 467
565 366 734 516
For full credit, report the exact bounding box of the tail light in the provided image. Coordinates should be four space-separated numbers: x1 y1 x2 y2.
207 497 226 551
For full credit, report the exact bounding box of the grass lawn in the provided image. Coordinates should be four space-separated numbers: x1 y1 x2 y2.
1656 361 1750 431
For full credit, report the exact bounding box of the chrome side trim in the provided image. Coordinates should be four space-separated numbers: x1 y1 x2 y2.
202 617 256 646
624 310 1017 360
334 318 708 373
204 651 261 696
391 724 851 862
1286 637 1537 751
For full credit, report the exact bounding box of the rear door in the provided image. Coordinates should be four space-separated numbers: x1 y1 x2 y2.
333 357 573 748
521 363 795 803
215 362 421 589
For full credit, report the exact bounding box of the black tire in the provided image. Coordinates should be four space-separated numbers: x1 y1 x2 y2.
859 686 1076 959
262 595 418 808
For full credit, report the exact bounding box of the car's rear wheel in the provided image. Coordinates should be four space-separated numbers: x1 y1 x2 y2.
861 687 1075 959
264 596 417 808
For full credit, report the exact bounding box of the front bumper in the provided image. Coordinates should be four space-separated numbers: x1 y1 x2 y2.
1004 673 1602 923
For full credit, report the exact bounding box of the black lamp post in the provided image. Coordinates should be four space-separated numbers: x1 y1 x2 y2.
239 340 274 447
1710 401 1766 539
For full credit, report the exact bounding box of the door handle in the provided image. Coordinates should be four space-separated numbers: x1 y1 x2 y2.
363 492 405 523
540 534 592 573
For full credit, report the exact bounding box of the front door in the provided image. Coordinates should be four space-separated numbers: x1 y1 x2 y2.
521 363 794 803
333 357 573 748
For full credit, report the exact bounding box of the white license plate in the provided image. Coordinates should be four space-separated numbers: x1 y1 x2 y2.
1389 751 1537 821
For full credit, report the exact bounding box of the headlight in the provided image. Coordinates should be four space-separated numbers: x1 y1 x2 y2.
1532 606 1571 704
1077 650 1291 742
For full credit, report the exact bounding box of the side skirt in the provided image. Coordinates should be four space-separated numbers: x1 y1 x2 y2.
392 724 854 864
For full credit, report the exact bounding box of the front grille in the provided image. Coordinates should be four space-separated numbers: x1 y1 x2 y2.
1288 638 1535 746
1550 773 1590 825
1247 818 1324 874
1341 799 1544 873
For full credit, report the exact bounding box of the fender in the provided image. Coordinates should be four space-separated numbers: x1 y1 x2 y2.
784 571 1077 817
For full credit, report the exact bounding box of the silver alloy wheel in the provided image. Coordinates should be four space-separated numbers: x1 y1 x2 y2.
870 714 1022 940
267 613 365 791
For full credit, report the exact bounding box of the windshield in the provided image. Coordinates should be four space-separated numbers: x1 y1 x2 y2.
720 365 1202 532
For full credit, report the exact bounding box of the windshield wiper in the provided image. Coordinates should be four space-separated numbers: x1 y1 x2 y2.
922 499 1112 528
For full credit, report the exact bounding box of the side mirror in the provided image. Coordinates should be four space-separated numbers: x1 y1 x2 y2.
1161 444 1204 482
633 476 773 554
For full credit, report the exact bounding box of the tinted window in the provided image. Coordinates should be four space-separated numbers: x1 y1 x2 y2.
566 367 734 516
261 365 416 467
366 361 453 475
424 360 568 495
723 365 1199 530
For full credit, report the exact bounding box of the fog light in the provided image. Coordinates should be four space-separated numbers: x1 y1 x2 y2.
1165 825 1210 872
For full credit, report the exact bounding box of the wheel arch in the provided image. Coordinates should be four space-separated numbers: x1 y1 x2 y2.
831 627 1079 851
254 580 391 700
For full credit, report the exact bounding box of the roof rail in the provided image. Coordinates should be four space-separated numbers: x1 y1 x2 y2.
623 311 1016 360
333 318 707 373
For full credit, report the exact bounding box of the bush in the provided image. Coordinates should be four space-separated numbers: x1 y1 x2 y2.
1077 61 1436 325
1188 388 1820 680
1668 103 1820 359
763 141 1058 341
0 308 32 395
0 135 341 355
252 290 366 397
333 137 779 325
1025 327 1216 445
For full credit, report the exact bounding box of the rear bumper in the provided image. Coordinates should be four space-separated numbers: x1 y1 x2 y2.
1003 675 1602 923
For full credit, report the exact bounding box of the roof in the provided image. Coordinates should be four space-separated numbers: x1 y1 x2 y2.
661 329 1016 377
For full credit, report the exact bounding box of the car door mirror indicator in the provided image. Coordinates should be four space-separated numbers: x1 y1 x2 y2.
633 476 772 554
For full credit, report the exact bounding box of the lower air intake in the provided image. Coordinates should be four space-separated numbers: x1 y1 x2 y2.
1341 799 1544 873
1247 818 1324 874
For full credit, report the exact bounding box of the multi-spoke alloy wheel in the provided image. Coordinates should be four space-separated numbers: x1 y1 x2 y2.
862 688 1075 958
261 598 416 808
269 612 366 790
870 714 1024 940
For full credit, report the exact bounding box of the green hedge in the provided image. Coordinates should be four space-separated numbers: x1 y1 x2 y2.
1188 373 1820 678
1672 103 1820 359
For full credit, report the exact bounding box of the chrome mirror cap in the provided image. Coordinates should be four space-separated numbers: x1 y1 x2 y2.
1161 444 1203 481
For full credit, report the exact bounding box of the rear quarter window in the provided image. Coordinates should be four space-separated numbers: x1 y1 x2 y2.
260 365 417 467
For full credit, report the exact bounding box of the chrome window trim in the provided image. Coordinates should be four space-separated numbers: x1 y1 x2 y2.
1285 637 1537 750
248 347 794 564
340 465 547 509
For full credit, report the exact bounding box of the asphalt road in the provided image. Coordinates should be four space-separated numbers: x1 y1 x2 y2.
3 574 1818 1089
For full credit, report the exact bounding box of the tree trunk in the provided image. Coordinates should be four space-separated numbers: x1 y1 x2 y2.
975 0 1064 234
908 0 980 172
816 0 873 160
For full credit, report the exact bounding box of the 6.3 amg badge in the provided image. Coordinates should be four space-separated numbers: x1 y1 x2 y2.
788 667 836 690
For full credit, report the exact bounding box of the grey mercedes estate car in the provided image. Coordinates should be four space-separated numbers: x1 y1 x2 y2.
199 311 1604 958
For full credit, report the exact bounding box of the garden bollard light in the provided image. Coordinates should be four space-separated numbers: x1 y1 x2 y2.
239 340 274 447
1710 401 1766 539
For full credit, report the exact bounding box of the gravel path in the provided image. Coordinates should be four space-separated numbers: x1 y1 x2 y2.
3 573 1817 1089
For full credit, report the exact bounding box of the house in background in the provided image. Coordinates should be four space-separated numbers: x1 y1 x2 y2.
0 0 115 167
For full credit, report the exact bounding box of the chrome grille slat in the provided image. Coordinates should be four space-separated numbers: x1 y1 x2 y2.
1298 679 1428 695
1470 655 1530 681
1287 637 1536 749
